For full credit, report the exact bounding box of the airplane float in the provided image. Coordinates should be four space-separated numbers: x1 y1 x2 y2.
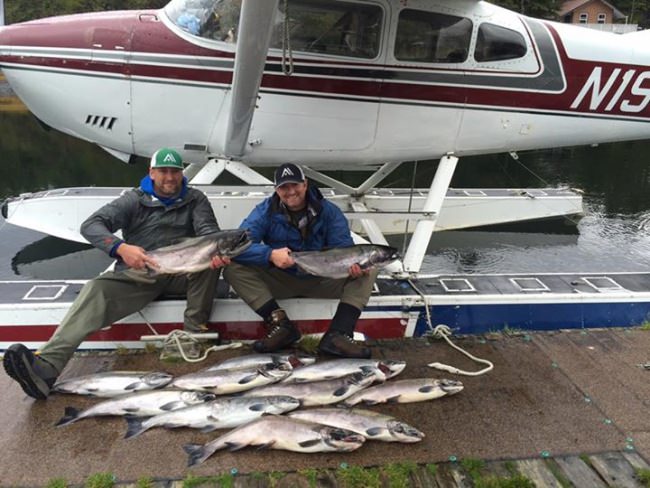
1 0 649 351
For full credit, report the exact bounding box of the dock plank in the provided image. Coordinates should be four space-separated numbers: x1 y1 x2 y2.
514 459 563 487
555 455 607 487
589 452 644 487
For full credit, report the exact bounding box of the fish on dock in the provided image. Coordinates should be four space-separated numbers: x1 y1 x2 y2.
343 378 464 406
170 362 291 393
141 229 250 275
56 390 217 426
183 416 366 466
241 370 376 407
53 371 173 397
281 358 406 383
291 244 399 279
288 408 425 443
202 353 315 372
124 395 300 439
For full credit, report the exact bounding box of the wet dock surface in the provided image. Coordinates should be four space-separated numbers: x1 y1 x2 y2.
1 328 649 487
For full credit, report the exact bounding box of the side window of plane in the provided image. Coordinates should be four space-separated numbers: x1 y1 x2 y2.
394 9 472 63
475 23 527 62
165 0 241 43
270 0 383 59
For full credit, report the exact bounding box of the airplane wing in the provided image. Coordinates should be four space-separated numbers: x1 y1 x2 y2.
223 0 280 158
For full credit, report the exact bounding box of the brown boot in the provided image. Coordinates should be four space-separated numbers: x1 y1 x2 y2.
318 331 371 359
253 309 301 353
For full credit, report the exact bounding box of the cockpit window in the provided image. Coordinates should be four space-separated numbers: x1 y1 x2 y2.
164 0 240 42
475 23 527 62
270 0 383 59
395 9 472 63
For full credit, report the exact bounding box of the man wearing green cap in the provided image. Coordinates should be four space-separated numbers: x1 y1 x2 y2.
3 148 229 400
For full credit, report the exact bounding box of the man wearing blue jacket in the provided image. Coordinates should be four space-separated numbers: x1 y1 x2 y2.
223 163 377 358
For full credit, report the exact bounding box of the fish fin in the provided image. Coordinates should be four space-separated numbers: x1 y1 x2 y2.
56 406 81 427
225 441 247 452
254 441 275 450
361 399 380 406
238 373 258 385
386 395 401 404
160 401 183 411
200 425 218 433
124 381 142 391
184 443 206 467
124 417 145 439
248 403 266 412
123 407 140 414
419 385 435 393
365 427 383 437
298 438 322 448
333 385 350 397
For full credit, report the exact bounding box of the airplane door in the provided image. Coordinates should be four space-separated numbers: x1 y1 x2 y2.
376 2 472 159
248 0 386 155
88 21 135 157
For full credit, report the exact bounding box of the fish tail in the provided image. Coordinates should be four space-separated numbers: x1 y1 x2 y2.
124 416 146 439
184 443 207 467
55 406 81 427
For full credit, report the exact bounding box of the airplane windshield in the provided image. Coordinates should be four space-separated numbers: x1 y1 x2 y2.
164 0 382 59
164 0 240 42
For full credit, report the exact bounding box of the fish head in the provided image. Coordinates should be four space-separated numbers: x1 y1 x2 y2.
271 395 301 413
323 427 366 451
260 362 293 379
379 360 406 379
350 370 377 388
185 391 218 403
440 379 464 395
143 372 174 388
371 245 400 266
387 420 425 443
216 229 252 257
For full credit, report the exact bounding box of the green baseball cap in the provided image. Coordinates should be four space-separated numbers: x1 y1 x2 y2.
150 148 184 169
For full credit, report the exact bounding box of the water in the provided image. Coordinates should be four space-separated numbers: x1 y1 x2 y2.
1 111 650 280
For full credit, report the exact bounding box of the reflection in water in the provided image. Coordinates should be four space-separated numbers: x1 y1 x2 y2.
11 236 113 279
1 108 650 279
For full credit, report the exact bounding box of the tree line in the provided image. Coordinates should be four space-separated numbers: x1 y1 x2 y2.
4 0 649 29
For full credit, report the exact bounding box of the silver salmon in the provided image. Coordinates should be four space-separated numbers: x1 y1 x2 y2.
343 378 464 406
124 395 300 439
53 371 173 397
170 362 291 393
203 353 316 372
291 244 399 279
143 229 250 275
184 416 365 466
282 359 406 384
241 370 375 406
56 390 216 426
288 408 425 443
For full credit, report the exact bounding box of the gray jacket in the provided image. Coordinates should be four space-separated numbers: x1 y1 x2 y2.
81 187 220 271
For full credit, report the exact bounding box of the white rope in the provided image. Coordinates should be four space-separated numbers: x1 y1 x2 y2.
428 324 494 376
137 311 241 363
406 280 493 376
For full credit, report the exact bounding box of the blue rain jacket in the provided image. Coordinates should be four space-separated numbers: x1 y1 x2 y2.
234 185 353 270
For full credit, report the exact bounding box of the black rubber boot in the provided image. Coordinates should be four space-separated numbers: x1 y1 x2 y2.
3 344 59 400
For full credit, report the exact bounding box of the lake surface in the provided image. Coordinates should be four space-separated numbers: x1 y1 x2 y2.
1 110 650 280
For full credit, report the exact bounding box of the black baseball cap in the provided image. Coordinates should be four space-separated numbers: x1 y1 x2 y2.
274 163 306 188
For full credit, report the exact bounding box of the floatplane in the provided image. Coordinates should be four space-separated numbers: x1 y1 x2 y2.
1 0 649 351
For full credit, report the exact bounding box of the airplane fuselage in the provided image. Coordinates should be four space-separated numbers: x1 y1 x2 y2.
1 0 650 167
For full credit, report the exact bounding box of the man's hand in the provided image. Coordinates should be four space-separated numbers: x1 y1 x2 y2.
116 243 158 270
270 247 295 269
210 256 231 269
349 263 368 278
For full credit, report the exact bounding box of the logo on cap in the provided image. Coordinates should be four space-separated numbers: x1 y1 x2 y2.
150 148 184 169
281 167 294 177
